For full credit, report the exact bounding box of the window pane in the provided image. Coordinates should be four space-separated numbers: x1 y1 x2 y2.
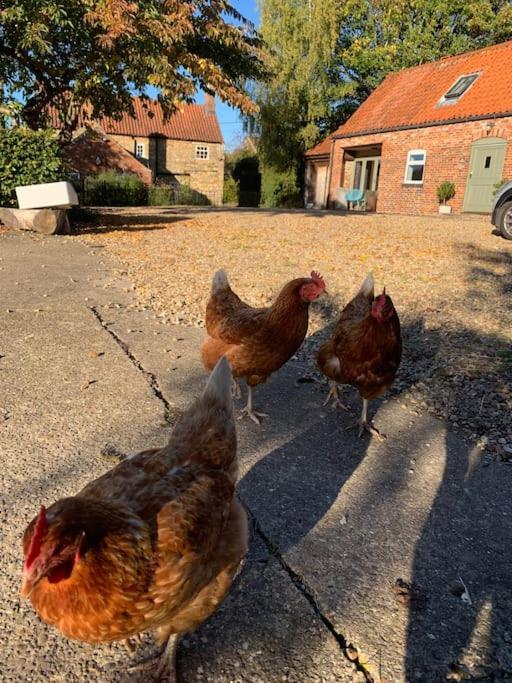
410 165 424 181
364 160 374 190
484 156 491 169
410 153 424 162
445 73 478 99
353 161 362 189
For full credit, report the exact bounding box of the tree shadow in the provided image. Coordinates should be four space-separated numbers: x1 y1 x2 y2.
405 245 512 680
72 211 189 234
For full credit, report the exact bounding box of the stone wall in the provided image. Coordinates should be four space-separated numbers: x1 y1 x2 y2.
109 134 224 205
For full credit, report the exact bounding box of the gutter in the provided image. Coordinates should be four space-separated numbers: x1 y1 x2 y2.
332 110 512 140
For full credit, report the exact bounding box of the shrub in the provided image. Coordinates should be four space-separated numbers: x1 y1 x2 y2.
148 183 211 206
436 181 456 205
0 128 65 207
148 185 172 206
260 166 302 208
84 171 148 206
223 176 239 205
176 184 210 206
493 178 511 195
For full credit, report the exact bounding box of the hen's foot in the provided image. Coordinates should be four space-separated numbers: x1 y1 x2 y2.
127 634 179 682
323 383 349 410
238 407 269 425
358 419 386 441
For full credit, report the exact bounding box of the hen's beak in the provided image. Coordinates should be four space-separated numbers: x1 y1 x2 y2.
20 566 40 598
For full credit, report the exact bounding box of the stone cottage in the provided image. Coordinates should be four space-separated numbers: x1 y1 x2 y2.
52 95 224 204
305 39 512 215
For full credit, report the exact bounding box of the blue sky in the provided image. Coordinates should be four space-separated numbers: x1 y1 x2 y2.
214 1 260 150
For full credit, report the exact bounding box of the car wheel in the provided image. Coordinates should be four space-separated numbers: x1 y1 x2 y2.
497 201 512 240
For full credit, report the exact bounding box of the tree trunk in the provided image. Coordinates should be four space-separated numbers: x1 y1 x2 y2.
0 208 70 235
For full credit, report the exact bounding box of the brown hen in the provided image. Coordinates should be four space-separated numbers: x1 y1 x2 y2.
317 273 402 439
201 269 326 423
21 358 247 681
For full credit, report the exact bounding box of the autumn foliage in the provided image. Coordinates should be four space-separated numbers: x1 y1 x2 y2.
0 1 266 138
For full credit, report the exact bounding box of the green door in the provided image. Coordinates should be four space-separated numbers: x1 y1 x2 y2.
463 137 506 213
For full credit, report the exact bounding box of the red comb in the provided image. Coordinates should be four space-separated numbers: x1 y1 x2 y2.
310 271 326 290
25 505 48 568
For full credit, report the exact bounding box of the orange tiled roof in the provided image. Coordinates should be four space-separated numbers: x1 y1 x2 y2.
333 39 512 138
49 98 223 144
305 136 333 157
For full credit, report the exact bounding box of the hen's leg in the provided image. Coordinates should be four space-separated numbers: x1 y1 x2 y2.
238 385 269 425
155 633 180 682
231 378 242 399
358 398 385 440
323 381 349 410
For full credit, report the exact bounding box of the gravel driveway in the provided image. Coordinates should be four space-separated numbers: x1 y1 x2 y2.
77 207 512 458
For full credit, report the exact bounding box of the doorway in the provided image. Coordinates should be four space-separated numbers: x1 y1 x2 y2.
463 137 507 212
353 157 381 192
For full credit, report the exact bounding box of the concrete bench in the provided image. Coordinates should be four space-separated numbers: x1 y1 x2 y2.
0 182 79 235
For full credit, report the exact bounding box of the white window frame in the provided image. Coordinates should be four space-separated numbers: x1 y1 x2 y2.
135 142 145 158
195 144 209 160
404 149 426 185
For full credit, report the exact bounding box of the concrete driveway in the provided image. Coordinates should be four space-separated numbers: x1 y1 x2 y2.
1 229 511 682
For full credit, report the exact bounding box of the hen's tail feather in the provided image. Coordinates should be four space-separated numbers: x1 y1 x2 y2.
202 356 233 415
358 272 374 299
212 269 229 295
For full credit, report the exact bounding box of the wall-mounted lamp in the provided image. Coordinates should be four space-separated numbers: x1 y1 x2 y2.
485 121 495 135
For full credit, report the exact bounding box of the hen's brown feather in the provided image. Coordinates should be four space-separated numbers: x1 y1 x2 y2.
318 280 402 400
23 359 248 645
202 272 314 385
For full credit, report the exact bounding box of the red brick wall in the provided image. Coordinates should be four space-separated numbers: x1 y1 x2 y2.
327 117 512 215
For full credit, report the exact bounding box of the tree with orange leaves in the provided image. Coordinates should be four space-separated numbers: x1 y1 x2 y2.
0 0 266 139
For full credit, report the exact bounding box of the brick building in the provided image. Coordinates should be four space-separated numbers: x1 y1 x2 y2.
53 96 224 204
305 40 512 215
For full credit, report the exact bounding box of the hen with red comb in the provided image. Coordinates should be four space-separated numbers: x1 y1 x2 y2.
202 269 326 423
317 272 401 439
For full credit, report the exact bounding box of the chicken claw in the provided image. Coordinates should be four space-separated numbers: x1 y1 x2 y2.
238 407 269 425
238 385 268 425
323 382 349 410
358 420 386 441
357 398 386 440
126 634 179 682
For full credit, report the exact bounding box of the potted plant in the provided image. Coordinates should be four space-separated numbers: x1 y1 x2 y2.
437 181 455 214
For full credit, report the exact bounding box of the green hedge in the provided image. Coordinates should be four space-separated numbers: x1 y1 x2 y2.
223 176 239 204
260 166 302 208
84 171 148 206
147 183 210 206
0 128 65 207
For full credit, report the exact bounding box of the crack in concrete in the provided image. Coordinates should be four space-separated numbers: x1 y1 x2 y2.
247 508 374 682
90 306 173 423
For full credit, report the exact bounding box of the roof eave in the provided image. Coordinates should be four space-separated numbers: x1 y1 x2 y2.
333 110 512 140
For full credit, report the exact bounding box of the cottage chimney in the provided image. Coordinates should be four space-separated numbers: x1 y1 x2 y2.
204 93 216 115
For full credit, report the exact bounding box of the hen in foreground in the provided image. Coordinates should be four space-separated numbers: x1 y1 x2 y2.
21 357 247 682
202 269 326 423
317 273 402 439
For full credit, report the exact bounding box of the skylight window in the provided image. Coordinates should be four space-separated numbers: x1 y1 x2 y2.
444 73 479 100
